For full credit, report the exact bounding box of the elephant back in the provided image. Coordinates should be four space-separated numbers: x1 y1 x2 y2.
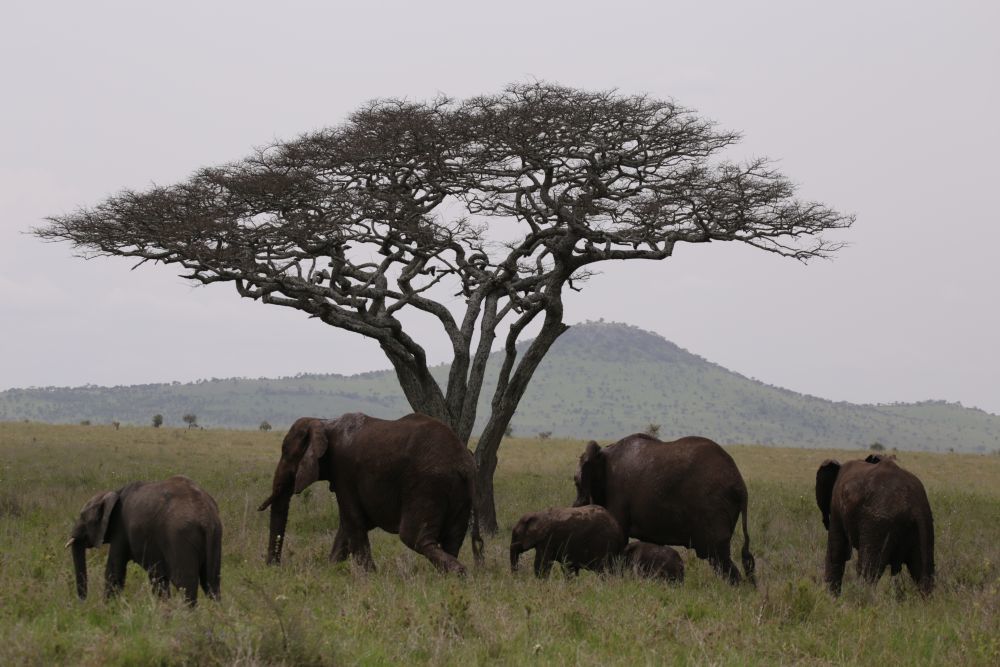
601 434 748 547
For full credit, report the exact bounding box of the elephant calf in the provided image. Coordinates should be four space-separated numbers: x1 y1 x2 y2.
510 505 625 577
623 541 685 583
67 475 222 605
815 454 934 595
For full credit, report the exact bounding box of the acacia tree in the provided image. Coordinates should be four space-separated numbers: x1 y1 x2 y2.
37 83 852 531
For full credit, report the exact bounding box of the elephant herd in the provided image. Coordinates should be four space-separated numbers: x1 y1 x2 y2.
66 412 936 605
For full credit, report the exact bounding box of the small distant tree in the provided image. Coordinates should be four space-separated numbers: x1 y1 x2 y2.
538 431 552 440
182 413 198 429
111 421 120 430
645 423 662 438
259 420 272 432
79 420 91 426
504 424 514 438
869 442 885 452
151 414 163 428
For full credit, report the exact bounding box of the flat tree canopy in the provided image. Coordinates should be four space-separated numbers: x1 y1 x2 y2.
37 82 853 530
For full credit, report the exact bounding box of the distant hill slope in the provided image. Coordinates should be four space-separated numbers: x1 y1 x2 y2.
2 322 998 453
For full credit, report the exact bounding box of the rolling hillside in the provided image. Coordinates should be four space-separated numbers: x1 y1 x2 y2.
2 322 998 452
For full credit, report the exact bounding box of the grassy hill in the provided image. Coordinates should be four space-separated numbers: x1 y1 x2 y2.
1 422 997 665
3 322 999 453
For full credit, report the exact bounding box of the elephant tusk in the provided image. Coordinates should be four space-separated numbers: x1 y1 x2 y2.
64 538 75 549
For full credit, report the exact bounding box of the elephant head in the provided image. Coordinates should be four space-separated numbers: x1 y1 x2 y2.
509 514 541 571
66 490 119 599
817 455 893 528
573 441 607 507
257 417 331 564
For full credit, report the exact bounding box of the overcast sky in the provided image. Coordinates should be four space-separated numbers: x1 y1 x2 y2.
2 1 998 414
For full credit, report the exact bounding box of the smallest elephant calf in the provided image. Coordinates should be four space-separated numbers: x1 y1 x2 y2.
624 541 685 583
67 475 222 605
510 505 625 577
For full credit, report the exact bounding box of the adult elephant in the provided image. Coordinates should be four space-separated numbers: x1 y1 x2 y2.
573 434 755 585
66 475 222 605
815 454 934 595
258 412 483 574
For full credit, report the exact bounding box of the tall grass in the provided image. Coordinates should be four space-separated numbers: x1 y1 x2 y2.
0 423 997 665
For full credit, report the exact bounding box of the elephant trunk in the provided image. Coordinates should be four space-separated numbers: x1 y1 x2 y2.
71 541 88 599
266 494 291 565
510 543 522 572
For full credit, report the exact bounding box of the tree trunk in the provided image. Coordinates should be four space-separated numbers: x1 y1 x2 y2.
474 421 504 533
473 315 569 533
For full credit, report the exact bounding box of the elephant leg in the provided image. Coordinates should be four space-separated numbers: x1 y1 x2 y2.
399 514 465 575
533 549 553 578
176 578 199 606
349 530 376 572
329 528 350 563
147 564 170 599
334 495 376 571
104 545 128 600
824 521 850 595
170 557 200 606
707 545 742 585
200 535 222 601
398 489 466 575
905 546 933 596
439 504 472 559
857 532 891 585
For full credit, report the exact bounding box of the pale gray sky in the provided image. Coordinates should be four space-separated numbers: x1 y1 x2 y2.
2 1 998 413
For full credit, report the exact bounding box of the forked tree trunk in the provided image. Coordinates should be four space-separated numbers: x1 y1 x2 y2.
472 316 569 533
474 425 504 533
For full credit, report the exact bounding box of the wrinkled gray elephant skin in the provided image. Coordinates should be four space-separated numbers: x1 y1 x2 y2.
815 454 934 595
510 505 625 577
68 475 222 605
259 412 483 574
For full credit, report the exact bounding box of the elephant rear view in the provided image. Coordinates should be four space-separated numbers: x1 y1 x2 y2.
574 434 755 585
816 454 934 595
258 412 483 574
67 475 222 605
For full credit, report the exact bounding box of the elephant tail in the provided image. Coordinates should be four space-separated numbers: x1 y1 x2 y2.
740 494 756 587
469 475 485 567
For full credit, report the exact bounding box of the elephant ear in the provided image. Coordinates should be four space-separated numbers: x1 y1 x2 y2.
512 514 538 546
815 460 841 530
579 441 607 507
81 491 119 547
294 420 330 493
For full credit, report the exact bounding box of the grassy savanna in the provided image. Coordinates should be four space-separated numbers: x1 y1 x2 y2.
1 422 997 665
